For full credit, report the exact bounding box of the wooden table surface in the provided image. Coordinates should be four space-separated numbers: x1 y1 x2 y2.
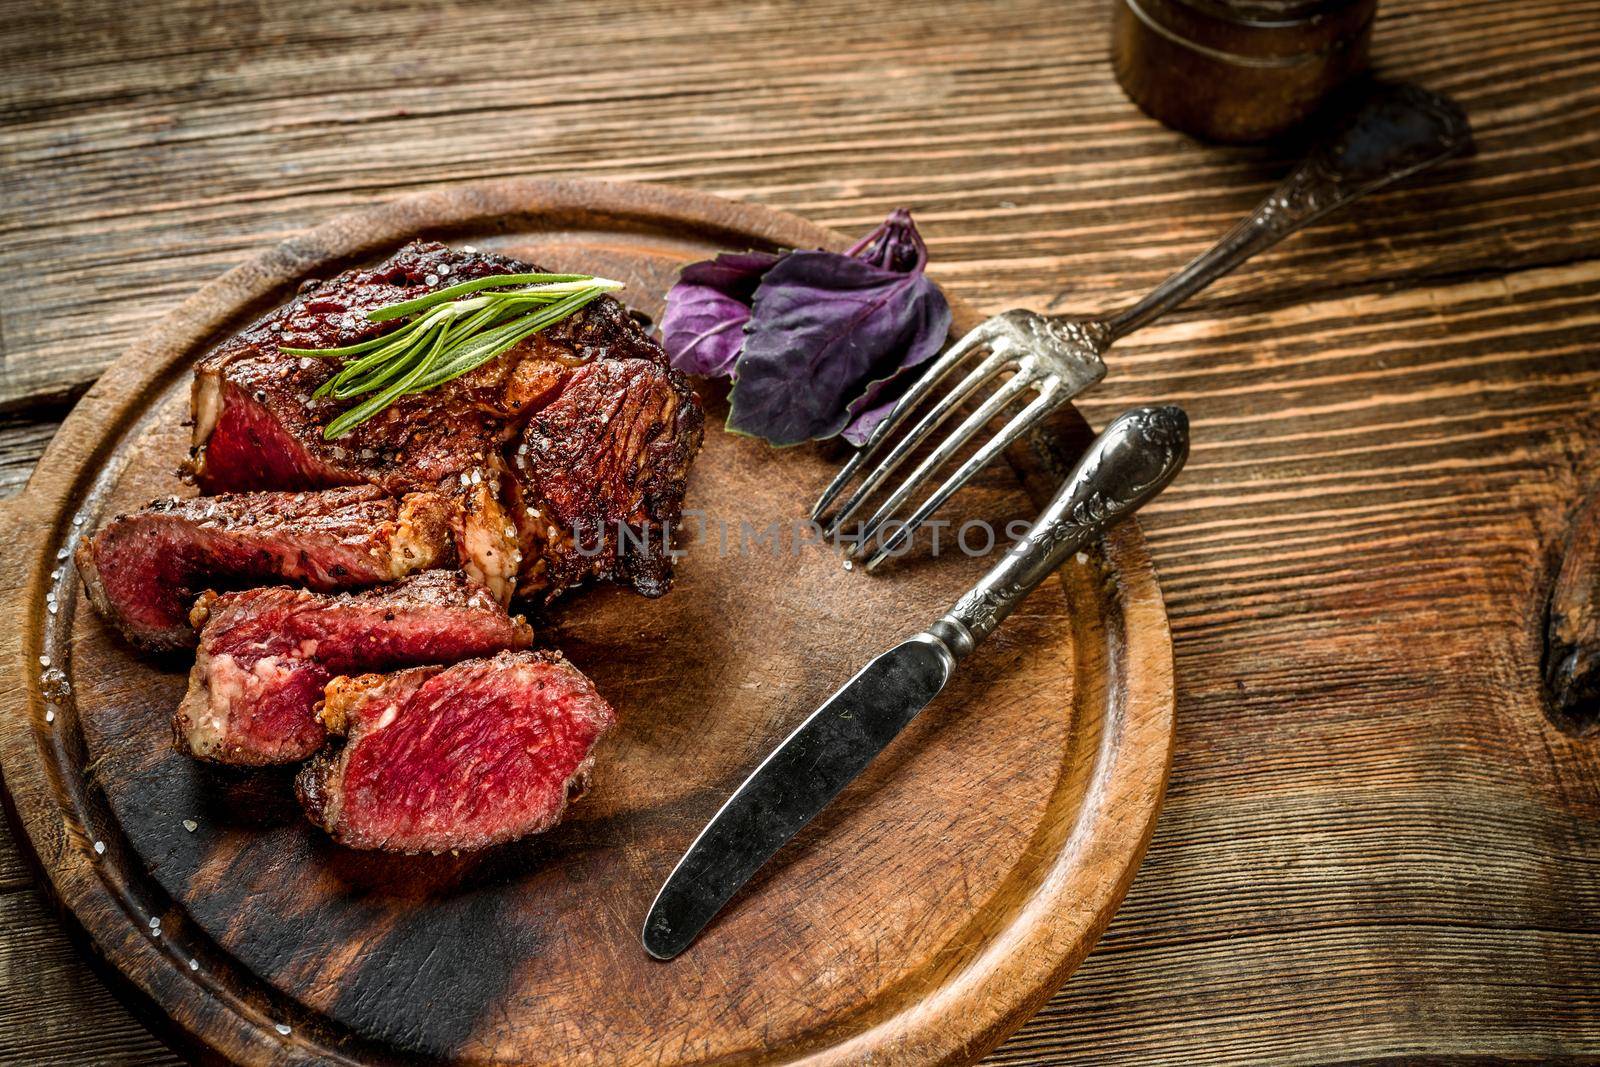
3 0 1599 1062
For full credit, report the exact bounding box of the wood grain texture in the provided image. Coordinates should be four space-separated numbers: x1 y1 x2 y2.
1 0 1599 1062
0 186 1172 1065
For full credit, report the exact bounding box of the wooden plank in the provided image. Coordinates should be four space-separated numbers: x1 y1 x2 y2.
1 0 1598 410
0 890 175 1065
0 416 59 500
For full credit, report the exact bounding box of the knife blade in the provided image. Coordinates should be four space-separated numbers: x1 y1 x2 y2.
642 405 1189 960
642 632 955 960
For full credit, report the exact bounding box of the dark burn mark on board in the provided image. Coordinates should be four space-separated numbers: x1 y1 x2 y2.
324 867 548 1056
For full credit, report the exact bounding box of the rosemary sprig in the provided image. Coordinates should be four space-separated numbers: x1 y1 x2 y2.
281 273 623 440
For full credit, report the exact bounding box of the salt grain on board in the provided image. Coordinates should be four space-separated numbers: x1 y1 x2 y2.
93 841 105 855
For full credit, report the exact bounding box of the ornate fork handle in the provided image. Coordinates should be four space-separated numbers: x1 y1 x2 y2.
1092 83 1473 341
932 406 1189 659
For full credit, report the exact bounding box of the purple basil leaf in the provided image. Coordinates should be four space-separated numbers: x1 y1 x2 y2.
841 365 920 446
846 207 923 273
661 249 784 377
726 245 949 446
838 278 949 445
679 249 782 302
839 392 898 447
661 283 752 378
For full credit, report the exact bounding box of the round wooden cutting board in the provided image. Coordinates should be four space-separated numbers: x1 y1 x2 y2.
0 180 1173 1066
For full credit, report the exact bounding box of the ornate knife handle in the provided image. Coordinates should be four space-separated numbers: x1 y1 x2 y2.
1095 83 1473 340
932 406 1189 659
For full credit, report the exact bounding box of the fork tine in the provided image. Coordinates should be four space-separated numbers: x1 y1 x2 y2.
810 323 997 523
821 345 1015 537
861 383 1066 570
848 365 1045 556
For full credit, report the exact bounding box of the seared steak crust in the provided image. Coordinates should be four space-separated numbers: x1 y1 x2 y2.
297 649 615 853
176 572 531 766
188 240 702 602
75 486 452 652
511 358 703 599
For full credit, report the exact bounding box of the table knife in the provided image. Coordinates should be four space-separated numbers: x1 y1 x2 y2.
642 404 1189 960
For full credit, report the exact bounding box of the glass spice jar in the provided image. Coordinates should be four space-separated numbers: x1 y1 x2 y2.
1112 0 1378 143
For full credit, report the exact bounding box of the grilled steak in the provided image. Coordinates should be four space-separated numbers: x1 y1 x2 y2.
177 573 532 766
297 650 614 853
190 240 703 602
76 486 452 651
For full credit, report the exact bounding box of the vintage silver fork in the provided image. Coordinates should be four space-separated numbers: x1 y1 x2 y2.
814 83 1472 569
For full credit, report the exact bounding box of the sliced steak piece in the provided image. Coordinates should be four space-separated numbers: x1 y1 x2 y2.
176 572 531 766
76 486 451 652
297 650 615 853
509 358 704 600
188 239 703 602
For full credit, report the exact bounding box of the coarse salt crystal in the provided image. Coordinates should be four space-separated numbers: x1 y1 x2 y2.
1075 552 1088 564
188 959 199 971
276 1023 292 1036
45 709 55 723
183 819 197 833
93 841 105 855
470 469 482 485
462 245 477 253
38 655 49 667
149 916 160 929
439 263 452 275
425 274 439 286
48 604 58 615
